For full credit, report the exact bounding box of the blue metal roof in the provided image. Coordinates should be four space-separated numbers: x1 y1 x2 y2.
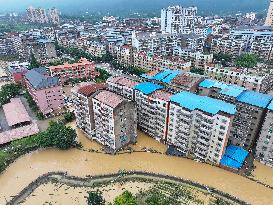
134 82 163 95
236 91 273 109
141 68 181 84
268 101 273 111
170 92 236 115
220 145 248 169
199 79 246 98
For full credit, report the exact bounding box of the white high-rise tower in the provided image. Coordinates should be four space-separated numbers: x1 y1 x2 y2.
265 0 273 26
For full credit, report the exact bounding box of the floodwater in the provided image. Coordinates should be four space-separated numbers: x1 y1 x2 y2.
0 122 273 205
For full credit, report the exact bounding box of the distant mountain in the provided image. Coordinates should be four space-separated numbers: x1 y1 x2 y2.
0 0 270 16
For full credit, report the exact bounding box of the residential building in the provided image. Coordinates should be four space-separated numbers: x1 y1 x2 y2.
107 76 139 100
198 79 273 150
24 67 64 115
73 83 108 137
204 65 273 93
31 39 57 64
167 92 236 164
48 8 60 25
265 0 273 26
88 41 107 57
92 91 137 152
26 6 60 24
134 82 171 142
48 58 99 84
161 5 197 34
255 101 273 167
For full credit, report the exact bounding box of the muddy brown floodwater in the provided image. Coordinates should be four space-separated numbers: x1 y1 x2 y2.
0 122 273 205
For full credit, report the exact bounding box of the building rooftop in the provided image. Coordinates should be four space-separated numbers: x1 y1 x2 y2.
3 98 31 127
236 91 273 109
25 67 60 90
268 101 273 111
150 90 172 101
49 58 94 71
220 145 248 170
199 79 246 98
134 82 163 95
170 92 236 115
78 83 107 97
108 76 138 88
171 73 204 90
142 68 182 84
94 91 124 108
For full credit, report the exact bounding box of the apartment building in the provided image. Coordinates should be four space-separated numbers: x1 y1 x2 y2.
174 49 213 68
92 91 137 152
198 79 273 150
167 92 236 164
107 76 139 100
161 5 198 34
26 6 60 24
48 58 99 84
116 45 132 65
211 28 273 61
31 39 57 64
24 67 64 116
255 101 273 167
73 83 107 137
134 82 171 142
204 65 273 93
88 41 107 57
265 0 273 26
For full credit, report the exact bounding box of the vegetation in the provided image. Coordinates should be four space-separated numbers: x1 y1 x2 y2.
109 191 138 205
87 190 105 205
213 52 232 67
63 111 76 123
0 121 78 173
190 67 205 75
96 68 111 83
235 54 257 68
145 191 168 205
29 52 41 69
0 83 22 105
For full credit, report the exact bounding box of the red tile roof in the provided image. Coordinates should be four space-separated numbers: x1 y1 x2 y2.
78 83 108 97
94 91 124 108
151 90 172 101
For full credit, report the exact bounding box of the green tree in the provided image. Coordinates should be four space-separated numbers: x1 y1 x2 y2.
29 52 41 69
235 54 257 68
146 192 168 205
112 191 139 205
37 121 77 149
63 111 75 123
0 83 22 105
213 52 232 66
190 67 204 75
87 190 105 205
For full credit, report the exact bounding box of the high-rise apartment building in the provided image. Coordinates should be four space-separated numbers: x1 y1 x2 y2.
167 92 236 164
161 5 197 34
26 6 60 24
265 0 273 26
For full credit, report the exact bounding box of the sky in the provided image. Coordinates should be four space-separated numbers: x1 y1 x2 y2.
0 0 270 15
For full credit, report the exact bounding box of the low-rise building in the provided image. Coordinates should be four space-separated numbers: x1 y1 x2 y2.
48 58 99 84
255 101 273 167
167 92 236 164
24 67 64 115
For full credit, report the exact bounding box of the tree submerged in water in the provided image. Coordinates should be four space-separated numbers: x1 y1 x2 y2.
87 190 105 205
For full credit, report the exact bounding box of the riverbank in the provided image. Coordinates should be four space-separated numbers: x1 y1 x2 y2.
10 172 246 205
0 122 273 205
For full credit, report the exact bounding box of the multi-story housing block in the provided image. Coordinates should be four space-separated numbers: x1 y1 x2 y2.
167 92 236 164
161 5 198 34
92 91 137 152
116 45 132 65
255 101 273 167
107 76 139 100
48 58 99 84
204 65 273 93
24 67 64 116
198 79 273 150
48 8 60 25
27 6 60 24
265 0 273 26
134 82 171 142
88 41 107 57
31 39 57 64
73 83 107 137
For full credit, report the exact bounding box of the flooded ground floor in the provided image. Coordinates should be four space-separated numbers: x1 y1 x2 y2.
0 122 273 205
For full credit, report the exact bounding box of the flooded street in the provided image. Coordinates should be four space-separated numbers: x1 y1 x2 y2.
0 122 273 205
